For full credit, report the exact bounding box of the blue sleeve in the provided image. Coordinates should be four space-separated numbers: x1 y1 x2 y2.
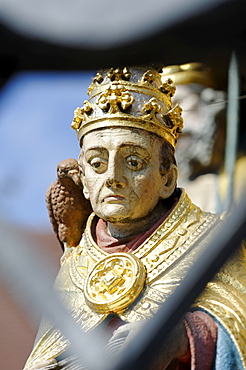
214 321 243 370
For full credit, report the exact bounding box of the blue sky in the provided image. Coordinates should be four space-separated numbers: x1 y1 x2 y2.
0 71 94 230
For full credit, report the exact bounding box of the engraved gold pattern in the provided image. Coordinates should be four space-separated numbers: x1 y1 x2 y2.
97 84 135 113
84 253 146 313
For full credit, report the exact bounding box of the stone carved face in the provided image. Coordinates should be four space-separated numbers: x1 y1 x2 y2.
80 127 176 223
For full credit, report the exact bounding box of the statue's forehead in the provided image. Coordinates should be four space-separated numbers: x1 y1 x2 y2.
82 127 160 149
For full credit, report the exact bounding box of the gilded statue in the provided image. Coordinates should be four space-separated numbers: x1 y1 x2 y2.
24 66 246 369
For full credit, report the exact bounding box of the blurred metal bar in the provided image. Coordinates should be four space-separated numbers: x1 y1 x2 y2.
0 220 109 370
224 52 240 211
113 192 246 370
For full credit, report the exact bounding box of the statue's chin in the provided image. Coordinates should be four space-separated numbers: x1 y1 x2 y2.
94 204 135 224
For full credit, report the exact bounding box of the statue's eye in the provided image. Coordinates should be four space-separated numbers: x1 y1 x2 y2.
126 155 144 171
93 162 101 168
89 157 107 173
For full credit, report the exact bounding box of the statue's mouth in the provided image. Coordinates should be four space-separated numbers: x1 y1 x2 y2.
104 195 126 202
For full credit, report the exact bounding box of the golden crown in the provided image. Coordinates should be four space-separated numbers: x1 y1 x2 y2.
71 66 183 147
161 62 215 88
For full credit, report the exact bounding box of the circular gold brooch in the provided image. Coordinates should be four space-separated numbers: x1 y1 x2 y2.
84 253 146 314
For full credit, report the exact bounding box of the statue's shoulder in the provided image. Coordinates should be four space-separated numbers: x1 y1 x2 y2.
175 188 221 229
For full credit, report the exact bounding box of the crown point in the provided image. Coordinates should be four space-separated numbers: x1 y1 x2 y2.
161 78 176 97
71 107 83 130
141 70 155 85
123 67 131 80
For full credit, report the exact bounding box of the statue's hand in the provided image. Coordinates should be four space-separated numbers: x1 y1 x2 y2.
105 320 189 370
105 320 145 355
28 358 58 370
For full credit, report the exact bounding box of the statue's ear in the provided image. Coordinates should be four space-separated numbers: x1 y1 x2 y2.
160 164 178 200
81 173 90 200
78 163 90 201
78 151 90 200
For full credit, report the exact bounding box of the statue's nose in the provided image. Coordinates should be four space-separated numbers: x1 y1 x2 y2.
105 159 126 189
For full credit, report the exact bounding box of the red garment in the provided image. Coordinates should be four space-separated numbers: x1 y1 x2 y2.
95 211 169 253
179 311 217 370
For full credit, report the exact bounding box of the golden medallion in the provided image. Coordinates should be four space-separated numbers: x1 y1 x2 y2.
84 253 146 314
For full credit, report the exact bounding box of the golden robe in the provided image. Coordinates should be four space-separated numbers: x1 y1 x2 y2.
24 190 246 369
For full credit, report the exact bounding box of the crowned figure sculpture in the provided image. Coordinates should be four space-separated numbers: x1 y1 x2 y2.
24 66 246 370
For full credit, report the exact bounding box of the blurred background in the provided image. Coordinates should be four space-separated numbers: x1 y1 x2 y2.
0 0 246 368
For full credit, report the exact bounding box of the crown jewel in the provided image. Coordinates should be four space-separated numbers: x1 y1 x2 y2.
71 67 183 147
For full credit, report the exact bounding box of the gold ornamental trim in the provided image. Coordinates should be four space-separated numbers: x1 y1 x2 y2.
71 189 220 317
87 80 171 103
82 189 192 263
79 114 178 148
84 253 146 314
